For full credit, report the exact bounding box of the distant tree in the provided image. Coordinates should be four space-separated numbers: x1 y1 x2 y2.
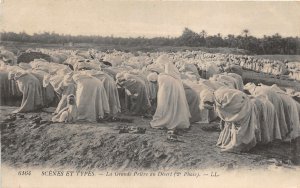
199 30 207 38
224 34 236 48
178 27 203 47
1 30 299 55
206 33 225 48
242 29 250 38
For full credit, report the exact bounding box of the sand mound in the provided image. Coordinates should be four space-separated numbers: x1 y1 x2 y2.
1 107 298 171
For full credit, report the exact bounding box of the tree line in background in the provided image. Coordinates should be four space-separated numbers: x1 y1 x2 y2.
1 28 299 55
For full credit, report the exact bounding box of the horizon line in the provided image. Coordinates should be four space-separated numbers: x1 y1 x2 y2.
1 30 299 39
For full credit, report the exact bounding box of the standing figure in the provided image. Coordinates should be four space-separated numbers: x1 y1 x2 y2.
150 55 191 130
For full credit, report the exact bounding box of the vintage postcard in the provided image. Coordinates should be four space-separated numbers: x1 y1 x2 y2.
1 0 300 188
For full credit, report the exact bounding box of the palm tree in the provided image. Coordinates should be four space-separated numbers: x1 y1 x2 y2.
242 29 249 38
199 30 207 38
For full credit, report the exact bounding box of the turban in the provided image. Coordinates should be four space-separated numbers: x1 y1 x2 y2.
18 63 32 70
244 82 257 94
155 54 173 67
116 72 126 81
63 72 74 84
129 69 140 75
8 69 26 80
56 68 70 76
199 89 214 110
147 64 164 73
147 72 158 82
8 71 16 80
165 62 181 80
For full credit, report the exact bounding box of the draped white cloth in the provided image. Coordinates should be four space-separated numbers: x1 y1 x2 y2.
151 56 191 130
73 74 110 122
84 70 121 116
10 72 43 113
52 94 78 123
215 88 258 152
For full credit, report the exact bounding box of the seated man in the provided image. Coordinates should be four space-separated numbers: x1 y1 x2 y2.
44 72 76 115
52 94 78 123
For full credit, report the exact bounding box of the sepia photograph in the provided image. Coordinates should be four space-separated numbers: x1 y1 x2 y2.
1 0 300 187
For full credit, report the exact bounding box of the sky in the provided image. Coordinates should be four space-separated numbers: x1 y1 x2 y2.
1 0 300 38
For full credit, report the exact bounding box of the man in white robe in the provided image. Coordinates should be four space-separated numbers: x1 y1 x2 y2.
73 73 110 122
52 94 78 123
214 88 258 153
150 55 191 130
84 70 121 116
8 70 43 113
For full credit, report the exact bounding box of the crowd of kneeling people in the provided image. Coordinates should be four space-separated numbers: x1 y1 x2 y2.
1 53 300 155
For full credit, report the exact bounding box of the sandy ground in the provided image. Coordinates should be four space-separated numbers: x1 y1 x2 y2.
1 106 299 171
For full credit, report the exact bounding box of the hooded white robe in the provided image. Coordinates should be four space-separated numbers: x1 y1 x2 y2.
73 74 110 122
52 94 78 123
84 70 121 116
150 56 191 130
10 72 43 113
215 88 258 152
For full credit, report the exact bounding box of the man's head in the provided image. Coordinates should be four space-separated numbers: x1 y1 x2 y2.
116 72 127 86
199 89 215 110
67 94 76 105
147 72 158 84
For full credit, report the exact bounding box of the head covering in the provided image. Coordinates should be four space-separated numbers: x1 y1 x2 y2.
18 63 32 70
147 72 158 82
67 94 76 105
72 73 93 83
74 61 92 71
129 69 140 75
165 62 181 80
244 83 258 94
124 73 134 80
214 88 252 123
8 70 26 80
199 89 214 110
271 84 286 94
147 63 164 73
63 72 74 84
184 71 198 82
43 74 51 87
56 68 70 76
8 71 16 80
155 54 173 67
83 69 103 77
116 72 126 81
